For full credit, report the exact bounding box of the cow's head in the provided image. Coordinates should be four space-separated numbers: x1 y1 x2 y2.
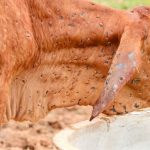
90 6 150 120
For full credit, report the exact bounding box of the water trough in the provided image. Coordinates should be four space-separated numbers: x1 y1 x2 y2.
54 108 150 150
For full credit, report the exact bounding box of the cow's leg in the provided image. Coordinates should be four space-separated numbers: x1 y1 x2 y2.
0 72 11 124
90 24 145 120
0 55 16 124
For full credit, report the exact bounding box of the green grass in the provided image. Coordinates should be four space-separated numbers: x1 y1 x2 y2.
93 0 150 9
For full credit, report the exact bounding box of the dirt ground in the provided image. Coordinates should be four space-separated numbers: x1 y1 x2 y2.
0 106 92 150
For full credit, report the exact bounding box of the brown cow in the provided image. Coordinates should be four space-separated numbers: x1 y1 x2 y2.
0 0 150 124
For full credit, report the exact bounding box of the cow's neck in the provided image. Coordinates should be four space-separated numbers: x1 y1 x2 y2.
26 0 125 52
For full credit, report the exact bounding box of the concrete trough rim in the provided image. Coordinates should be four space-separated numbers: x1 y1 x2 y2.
53 108 150 150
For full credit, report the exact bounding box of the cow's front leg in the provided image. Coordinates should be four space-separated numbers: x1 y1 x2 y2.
0 69 12 124
0 56 16 125
90 24 146 120
0 83 10 124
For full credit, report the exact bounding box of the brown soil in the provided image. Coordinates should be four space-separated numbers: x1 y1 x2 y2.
0 106 92 150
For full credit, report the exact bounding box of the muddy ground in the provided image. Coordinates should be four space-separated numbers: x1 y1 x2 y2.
0 106 92 150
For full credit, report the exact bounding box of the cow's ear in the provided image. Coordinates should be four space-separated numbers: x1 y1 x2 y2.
90 25 145 121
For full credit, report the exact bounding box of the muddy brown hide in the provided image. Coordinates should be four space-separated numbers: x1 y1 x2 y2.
1 0 150 124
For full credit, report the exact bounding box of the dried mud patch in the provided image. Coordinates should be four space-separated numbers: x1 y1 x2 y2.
0 106 91 150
